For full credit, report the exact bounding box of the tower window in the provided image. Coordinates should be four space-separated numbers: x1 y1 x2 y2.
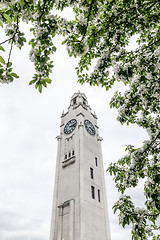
72 150 75 156
73 97 76 105
98 189 101 202
90 167 94 179
65 154 67 160
91 186 95 199
68 152 71 158
95 157 98 166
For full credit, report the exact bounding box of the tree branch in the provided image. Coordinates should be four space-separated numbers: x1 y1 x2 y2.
80 0 94 42
6 39 14 68
38 0 52 22
151 226 160 231
104 0 159 31
144 212 160 217
0 37 15 45
142 131 160 155
0 15 19 46
5 15 19 69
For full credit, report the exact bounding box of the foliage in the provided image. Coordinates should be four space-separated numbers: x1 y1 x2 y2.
0 0 160 239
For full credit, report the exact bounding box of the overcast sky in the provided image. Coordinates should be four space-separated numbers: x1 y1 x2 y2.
0 14 149 240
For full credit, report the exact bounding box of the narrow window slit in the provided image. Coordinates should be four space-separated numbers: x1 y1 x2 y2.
90 167 94 179
98 189 101 202
95 157 98 166
91 186 95 199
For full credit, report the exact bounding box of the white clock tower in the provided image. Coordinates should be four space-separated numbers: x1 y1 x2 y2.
50 91 111 240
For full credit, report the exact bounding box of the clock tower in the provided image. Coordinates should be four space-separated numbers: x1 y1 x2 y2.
50 91 111 240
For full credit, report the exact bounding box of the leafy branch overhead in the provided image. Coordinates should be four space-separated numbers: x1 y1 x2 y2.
0 0 160 239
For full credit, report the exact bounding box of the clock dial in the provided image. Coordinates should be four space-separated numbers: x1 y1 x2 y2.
64 119 77 134
84 120 95 136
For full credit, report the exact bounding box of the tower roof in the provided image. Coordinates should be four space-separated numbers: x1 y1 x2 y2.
69 91 89 110
61 92 97 119
71 91 87 101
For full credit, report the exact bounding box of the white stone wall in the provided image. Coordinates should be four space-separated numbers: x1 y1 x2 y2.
50 92 111 240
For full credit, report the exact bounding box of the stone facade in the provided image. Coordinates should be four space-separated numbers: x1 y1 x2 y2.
50 92 111 240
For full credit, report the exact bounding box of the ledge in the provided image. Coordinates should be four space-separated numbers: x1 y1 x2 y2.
62 156 76 168
56 135 62 141
97 136 103 141
61 111 69 117
76 112 85 117
91 112 98 119
73 103 88 110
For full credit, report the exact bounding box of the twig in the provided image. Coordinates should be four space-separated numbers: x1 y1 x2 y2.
0 37 15 45
38 0 52 22
6 38 14 68
0 15 19 46
5 15 19 70
80 0 94 42
144 212 160 217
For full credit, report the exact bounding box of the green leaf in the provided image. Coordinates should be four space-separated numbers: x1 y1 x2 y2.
44 77 52 84
42 81 47 87
52 46 56 52
0 68 4 74
38 84 42 93
3 13 12 23
0 56 5 65
7 62 12 68
20 0 25 7
0 46 5 52
29 79 36 85
11 72 19 78
0 21 3 28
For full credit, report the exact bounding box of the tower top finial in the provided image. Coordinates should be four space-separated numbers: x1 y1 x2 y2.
71 91 87 101
69 91 89 109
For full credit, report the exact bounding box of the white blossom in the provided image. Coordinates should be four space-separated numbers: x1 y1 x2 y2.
0 2 9 9
29 49 36 62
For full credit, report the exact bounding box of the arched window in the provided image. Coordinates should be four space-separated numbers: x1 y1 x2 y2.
73 97 76 105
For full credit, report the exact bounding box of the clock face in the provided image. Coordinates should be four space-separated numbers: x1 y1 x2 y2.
84 120 95 136
64 119 77 134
